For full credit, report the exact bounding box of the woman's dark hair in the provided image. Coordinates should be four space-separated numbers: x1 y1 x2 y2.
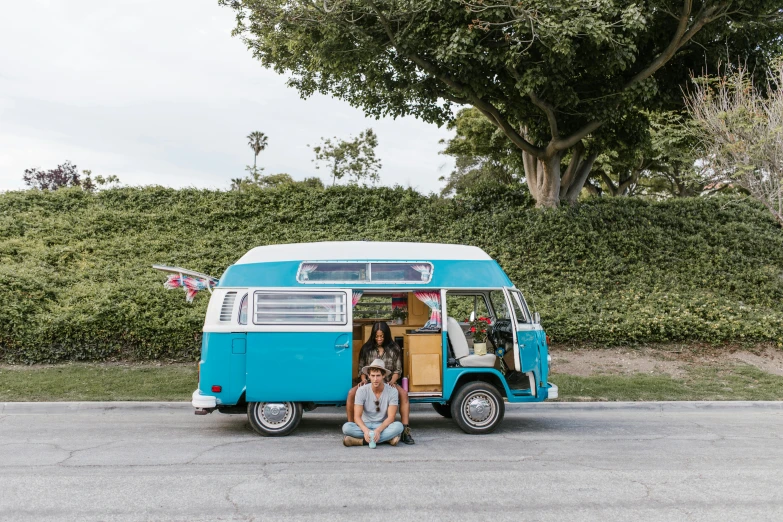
363 321 400 355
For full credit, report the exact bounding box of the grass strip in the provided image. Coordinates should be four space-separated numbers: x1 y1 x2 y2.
553 364 783 401
1 362 782 402
0 363 197 402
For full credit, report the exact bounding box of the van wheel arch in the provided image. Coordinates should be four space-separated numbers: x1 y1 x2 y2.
452 372 507 399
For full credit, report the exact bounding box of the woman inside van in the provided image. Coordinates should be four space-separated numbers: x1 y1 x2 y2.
346 321 415 445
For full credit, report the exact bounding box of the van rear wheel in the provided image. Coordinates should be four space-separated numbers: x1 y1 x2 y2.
247 401 302 436
450 382 504 434
431 402 452 418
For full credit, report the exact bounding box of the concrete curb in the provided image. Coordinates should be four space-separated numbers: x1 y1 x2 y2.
0 401 191 414
2 400 781 414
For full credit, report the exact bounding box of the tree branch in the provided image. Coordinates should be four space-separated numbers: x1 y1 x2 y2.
529 91 559 138
600 171 618 195
565 151 599 202
617 169 640 195
552 120 603 151
367 0 544 157
553 1 727 153
624 1 728 92
559 141 585 195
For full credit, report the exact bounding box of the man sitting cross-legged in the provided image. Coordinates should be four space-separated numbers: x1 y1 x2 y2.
342 359 404 447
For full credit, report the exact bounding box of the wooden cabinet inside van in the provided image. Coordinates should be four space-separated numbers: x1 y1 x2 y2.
404 334 442 393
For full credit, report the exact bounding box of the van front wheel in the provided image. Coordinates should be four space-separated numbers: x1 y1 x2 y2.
450 382 504 434
247 401 302 436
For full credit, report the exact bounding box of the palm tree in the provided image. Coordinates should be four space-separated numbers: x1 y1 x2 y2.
247 131 268 169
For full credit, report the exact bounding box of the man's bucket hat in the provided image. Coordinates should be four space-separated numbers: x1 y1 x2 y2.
361 358 391 377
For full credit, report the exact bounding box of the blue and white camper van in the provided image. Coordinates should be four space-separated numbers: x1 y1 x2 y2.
168 241 557 436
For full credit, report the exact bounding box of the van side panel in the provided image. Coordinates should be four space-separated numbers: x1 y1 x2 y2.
246 332 352 403
199 333 245 406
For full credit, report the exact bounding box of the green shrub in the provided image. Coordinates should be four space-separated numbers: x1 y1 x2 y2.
1 185 781 363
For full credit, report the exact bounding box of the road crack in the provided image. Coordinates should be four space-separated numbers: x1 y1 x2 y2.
56 440 116 466
225 480 254 521
185 438 259 465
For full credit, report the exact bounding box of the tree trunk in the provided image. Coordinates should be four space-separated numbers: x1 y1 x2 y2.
536 155 562 208
522 149 540 202
563 151 598 204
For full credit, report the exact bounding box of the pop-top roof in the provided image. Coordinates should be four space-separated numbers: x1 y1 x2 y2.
234 242 492 265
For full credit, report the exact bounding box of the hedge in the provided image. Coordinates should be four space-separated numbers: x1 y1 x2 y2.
1 184 781 363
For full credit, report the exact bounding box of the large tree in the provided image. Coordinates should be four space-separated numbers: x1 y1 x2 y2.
221 0 782 206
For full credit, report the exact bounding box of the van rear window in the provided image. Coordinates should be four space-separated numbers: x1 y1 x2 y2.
253 291 347 325
297 262 432 284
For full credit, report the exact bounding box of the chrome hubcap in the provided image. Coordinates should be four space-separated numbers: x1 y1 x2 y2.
257 402 292 428
463 392 496 427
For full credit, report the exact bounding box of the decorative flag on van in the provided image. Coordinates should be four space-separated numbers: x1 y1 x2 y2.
152 265 219 303
163 274 217 303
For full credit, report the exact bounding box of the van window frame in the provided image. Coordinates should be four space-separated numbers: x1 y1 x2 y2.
296 261 433 284
252 290 348 326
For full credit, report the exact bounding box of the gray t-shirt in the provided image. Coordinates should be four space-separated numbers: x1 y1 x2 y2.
355 383 399 424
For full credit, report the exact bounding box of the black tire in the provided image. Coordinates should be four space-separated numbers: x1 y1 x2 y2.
247 401 303 436
431 402 453 418
450 381 505 434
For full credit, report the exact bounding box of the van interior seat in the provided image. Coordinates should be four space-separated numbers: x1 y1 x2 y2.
446 316 497 368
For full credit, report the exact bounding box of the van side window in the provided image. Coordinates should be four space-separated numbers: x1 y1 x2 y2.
297 262 433 283
489 290 510 320
446 294 490 322
253 291 347 325
509 291 530 323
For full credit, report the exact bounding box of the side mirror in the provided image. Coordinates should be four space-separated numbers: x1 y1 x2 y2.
533 312 540 324
469 311 476 322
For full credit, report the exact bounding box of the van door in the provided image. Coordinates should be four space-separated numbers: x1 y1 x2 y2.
246 289 352 403
506 288 541 374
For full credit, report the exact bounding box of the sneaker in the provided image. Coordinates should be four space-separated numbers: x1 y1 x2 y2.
343 436 364 447
401 426 415 445
389 435 401 446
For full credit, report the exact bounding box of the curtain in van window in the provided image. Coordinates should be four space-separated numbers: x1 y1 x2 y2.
414 291 441 327
411 264 431 281
300 264 318 281
352 291 363 307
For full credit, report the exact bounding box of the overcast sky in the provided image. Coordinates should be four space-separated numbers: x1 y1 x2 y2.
0 0 455 193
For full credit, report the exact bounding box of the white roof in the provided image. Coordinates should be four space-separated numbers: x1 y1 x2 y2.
235 242 492 264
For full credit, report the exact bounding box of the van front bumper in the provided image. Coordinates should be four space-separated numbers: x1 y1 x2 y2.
192 389 217 410
547 382 558 399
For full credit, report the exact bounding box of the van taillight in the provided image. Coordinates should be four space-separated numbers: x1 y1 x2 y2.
212 385 222 393
546 335 551 345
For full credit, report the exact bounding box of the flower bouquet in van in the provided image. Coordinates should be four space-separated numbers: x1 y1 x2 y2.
467 315 492 355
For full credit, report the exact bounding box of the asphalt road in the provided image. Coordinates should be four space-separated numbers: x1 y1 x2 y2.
0 401 781 521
